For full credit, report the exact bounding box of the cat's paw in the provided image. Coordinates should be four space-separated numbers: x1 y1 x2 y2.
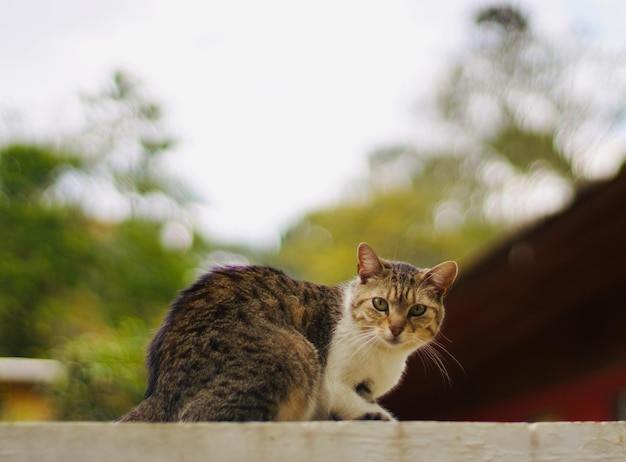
326 401 396 421
358 411 393 421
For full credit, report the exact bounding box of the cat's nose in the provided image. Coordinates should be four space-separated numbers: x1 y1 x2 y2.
389 325 404 337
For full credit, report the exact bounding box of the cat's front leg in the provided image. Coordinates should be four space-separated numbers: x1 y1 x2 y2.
323 383 396 421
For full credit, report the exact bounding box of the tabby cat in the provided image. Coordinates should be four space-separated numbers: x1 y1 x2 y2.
118 243 457 422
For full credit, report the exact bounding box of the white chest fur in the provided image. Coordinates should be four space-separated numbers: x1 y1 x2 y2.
328 316 410 396
315 311 413 420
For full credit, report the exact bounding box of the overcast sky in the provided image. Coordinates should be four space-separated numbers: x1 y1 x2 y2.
2 0 625 247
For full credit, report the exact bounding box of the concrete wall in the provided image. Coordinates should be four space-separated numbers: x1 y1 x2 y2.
0 421 624 461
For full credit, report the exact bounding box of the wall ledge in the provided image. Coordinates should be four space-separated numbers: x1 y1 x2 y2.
1 421 625 461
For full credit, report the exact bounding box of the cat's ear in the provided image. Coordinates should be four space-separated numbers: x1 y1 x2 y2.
357 243 384 284
425 261 458 296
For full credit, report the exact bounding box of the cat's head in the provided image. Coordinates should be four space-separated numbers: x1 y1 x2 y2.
349 243 457 351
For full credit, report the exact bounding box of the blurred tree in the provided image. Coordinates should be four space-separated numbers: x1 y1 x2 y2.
434 3 626 200
0 144 89 356
0 141 204 350
71 71 191 213
271 4 626 283
270 188 496 285
0 71 211 419
53 320 150 421
407 3 626 226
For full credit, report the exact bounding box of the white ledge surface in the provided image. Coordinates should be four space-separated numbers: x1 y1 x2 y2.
1 421 625 462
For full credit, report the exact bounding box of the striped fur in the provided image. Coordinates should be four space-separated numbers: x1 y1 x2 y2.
118 243 456 422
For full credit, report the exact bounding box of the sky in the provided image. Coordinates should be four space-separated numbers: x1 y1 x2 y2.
2 0 626 248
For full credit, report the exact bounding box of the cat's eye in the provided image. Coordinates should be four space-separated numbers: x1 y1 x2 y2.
409 304 428 317
372 297 388 312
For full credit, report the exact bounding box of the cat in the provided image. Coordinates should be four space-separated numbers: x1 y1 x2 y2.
118 243 457 422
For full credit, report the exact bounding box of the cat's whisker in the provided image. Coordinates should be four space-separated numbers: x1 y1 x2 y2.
430 338 465 375
415 338 452 386
414 345 430 374
344 330 379 361
424 346 452 386
343 328 376 347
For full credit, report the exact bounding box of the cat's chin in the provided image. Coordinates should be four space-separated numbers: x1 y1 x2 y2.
385 339 403 348
381 336 411 350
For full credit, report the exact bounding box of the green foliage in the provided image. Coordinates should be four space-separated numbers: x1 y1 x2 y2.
0 209 89 356
0 145 92 356
0 144 79 201
0 142 204 359
272 172 498 285
80 219 199 326
52 320 150 421
488 125 573 178
0 72 210 419
74 70 191 210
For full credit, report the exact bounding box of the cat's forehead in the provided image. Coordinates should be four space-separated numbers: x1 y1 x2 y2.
363 261 428 292
387 261 424 281
357 262 433 306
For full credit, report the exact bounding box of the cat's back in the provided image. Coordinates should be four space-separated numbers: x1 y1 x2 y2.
164 265 321 327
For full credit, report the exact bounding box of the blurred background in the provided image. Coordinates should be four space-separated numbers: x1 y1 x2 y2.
1 1 625 421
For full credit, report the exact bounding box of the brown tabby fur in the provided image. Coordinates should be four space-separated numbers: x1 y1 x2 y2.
118 243 456 422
